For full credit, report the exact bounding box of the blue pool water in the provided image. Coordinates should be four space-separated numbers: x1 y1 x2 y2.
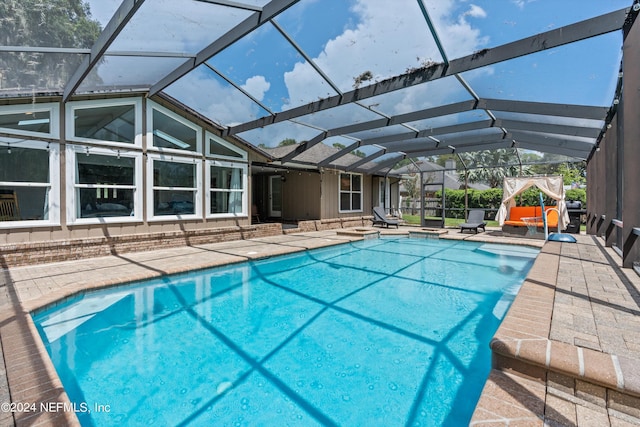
33 237 539 426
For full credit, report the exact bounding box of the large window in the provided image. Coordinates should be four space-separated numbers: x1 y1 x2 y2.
0 139 59 226
148 101 201 153
148 155 201 219
206 131 246 160
66 98 142 147
0 103 59 138
207 161 247 217
339 173 362 212
66 146 142 223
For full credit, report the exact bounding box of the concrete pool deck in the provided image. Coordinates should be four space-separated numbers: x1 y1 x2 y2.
0 227 639 426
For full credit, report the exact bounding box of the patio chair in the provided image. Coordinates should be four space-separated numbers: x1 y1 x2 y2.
459 209 487 233
372 206 399 228
0 191 20 221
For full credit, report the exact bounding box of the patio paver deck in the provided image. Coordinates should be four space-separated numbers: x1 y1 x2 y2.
0 228 639 426
470 233 640 427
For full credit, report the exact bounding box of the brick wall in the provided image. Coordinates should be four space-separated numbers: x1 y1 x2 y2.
0 223 283 268
0 217 375 267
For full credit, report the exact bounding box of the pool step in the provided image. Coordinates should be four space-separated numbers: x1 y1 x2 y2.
476 243 539 258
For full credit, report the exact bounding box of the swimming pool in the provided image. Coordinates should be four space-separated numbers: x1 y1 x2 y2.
33 237 539 426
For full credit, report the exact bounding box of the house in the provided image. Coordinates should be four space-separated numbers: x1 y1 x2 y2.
255 142 402 223
0 94 401 262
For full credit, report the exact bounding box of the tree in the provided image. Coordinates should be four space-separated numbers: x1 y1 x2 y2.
458 149 529 188
558 162 586 186
277 138 297 147
332 142 365 157
0 0 102 90
402 175 419 213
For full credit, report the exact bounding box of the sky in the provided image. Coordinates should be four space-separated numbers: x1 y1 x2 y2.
83 0 631 149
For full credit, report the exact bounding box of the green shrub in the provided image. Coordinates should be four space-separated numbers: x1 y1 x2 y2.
432 187 587 218
565 189 586 207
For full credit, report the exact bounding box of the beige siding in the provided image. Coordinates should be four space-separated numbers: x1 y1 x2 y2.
0 96 264 245
320 171 372 219
281 172 321 220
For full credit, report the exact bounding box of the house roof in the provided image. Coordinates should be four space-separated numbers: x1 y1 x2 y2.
1 1 637 174
262 142 386 173
394 160 490 191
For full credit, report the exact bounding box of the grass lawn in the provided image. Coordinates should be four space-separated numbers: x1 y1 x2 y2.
401 215 499 227
401 214 585 231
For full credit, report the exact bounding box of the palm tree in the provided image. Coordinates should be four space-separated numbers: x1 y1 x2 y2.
458 149 530 188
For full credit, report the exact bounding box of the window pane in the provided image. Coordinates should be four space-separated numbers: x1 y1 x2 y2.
77 154 135 185
154 190 195 215
0 111 50 134
211 191 243 214
74 104 135 143
340 174 351 191
153 109 198 151
211 167 243 190
340 193 350 211
0 187 48 221
0 147 49 182
78 188 133 218
154 161 195 187
352 174 361 191
209 137 242 158
352 193 361 210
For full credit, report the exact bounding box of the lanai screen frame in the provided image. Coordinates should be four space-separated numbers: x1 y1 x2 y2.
0 2 636 175
1 1 640 269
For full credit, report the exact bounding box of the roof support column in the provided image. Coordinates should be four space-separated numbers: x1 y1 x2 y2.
456 153 469 220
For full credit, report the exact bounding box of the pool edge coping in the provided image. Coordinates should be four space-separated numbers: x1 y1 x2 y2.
471 240 640 425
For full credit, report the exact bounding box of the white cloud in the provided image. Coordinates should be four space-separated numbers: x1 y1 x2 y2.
281 0 487 121
165 68 263 128
464 5 487 19
171 0 490 145
241 76 271 102
511 0 537 10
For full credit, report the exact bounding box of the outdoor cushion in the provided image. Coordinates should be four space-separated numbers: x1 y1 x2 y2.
504 206 539 226
503 206 558 228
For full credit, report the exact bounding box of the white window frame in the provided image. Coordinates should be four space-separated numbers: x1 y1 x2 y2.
146 153 202 221
66 145 143 225
0 138 60 228
65 98 143 148
0 103 60 139
205 160 248 218
338 172 363 213
147 100 202 155
205 131 247 161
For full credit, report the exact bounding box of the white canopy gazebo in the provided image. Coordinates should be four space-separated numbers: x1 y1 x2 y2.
496 176 570 231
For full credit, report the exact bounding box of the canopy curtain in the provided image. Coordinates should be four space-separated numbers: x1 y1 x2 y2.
228 167 242 214
495 176 570 230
